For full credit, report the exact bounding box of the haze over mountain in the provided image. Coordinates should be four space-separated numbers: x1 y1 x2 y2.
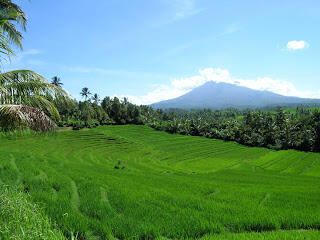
151 82 320 109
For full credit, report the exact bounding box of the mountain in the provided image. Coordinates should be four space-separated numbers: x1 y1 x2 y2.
151 81 320 109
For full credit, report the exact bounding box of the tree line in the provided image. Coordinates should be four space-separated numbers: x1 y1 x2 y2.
147 107 320 153
52 82 320 153
54 85 142 130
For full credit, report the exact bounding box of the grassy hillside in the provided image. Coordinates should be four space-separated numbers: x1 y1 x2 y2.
0 125 320 239
0 185 65 240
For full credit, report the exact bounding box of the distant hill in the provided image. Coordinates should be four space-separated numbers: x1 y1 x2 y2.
151 82 320 109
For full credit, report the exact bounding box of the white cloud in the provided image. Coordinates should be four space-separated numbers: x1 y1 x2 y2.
151 0 203 27
116 84 188 106
3 49 42 67
172 0 203 20
22 49 42 56
26 59 46 66
67 66 119 74
119 68 320 105
66 66 170 81
286 40 309 50
221 24 240 36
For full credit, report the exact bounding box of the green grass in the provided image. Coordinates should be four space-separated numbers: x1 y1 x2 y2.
196 230 320 240
0 125 320 239
0 185 65 240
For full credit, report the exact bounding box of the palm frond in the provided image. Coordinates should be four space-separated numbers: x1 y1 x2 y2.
0 1 27 29
0 29 14 59
1 21 22 49
0 0 27 61
0 70 71 131
24 95 61 121
0 70 48 84
0 70 69 104
0 104 56 131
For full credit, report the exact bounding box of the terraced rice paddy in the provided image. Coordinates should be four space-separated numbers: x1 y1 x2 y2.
0 125 320 239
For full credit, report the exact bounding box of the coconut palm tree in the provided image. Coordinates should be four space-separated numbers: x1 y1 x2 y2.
51 76 63 87
0 70 69 131
80 87 91 101
92 93 100 105
0 1 70 131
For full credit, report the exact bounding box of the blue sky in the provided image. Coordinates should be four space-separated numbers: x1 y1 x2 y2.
6 0 320 104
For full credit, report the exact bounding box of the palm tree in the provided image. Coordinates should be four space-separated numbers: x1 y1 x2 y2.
0 1 69 131
80 87 91 101
92 93 100 105
51 76 63 87
0 0 27 61
0 70 68 131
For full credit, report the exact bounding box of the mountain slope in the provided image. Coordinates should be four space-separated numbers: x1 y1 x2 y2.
151 82 320 109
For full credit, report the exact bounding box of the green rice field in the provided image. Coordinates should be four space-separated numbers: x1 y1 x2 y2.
1 125 320 239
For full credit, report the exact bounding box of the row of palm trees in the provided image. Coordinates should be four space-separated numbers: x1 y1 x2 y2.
0 1 69 131
50 79 99 104
80 87 100 104
50 78 101 104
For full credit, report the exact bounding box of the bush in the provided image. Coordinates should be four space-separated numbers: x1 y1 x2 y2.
85 119 100 128
70 120 85 130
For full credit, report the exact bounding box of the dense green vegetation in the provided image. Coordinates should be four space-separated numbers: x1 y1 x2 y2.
147 107 320 152
54 93 143 129
1 125 320 239
53 87 320 153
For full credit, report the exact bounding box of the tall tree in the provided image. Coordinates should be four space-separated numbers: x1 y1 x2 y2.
313 111 320 152
51 76 63 87
92 93 100 105
101 96 112 116
111 97 122 124
80 87 91 101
